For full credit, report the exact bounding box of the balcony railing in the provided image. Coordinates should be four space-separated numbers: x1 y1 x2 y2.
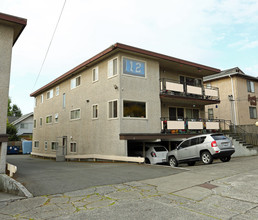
160 78 219 101
161 117 229 134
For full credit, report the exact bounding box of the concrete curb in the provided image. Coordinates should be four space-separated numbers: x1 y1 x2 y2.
0 174 33 198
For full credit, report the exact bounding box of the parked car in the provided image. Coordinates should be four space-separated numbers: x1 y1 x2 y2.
167 134 235 167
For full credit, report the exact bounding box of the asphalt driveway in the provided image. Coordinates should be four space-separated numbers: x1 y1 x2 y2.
7 155 184 196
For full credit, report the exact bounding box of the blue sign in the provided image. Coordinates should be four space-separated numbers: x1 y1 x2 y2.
123 58 145 77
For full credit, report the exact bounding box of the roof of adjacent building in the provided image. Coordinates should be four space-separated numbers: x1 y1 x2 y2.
11 112 33 126
0 12 27 45
204 67 258 82
30 43 221 97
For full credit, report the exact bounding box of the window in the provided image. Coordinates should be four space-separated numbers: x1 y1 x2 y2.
41 94 44 103
71 109 80 120
179 140 191 149
108 58 118 78
208 109 214 120
123 58 145 77
92 67 99 82
70 142 77 152
93 105 98 119
46 115 52 124
123 100 146 118
51 142 58 151
34 119 36 128
55 113 58 123
46 89 53 99
56 86 59 96
71 76 81 89
249 107 257 119
20 123 28 129
63 93 66 108
35 97 37 107
40 118 43 126
44 141 48 151
186 109 199 120
108 100 118 118
247 80 255 93
34 141 39 148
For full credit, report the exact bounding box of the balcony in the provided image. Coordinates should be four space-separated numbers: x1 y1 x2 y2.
160 78 220 104
161 117 230 134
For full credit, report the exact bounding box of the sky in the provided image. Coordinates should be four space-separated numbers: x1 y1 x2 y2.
2 0 258 114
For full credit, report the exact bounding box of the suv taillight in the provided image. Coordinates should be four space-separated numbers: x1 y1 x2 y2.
211 141 217 148
151 152 157 157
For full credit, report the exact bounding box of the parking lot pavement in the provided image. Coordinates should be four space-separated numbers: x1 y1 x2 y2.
6 155 184 196
2 155 258 219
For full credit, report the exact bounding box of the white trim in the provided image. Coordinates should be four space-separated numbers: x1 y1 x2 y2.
107 57 119 79
122 56 147 79
70 142 77 153
92 66 99 83
107 99 118 119
46 89 53 100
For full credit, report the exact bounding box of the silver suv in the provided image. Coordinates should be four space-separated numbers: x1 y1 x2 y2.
167 134 235 167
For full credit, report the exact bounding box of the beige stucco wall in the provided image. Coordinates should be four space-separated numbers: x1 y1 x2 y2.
205 76 258 125
0 24 14 134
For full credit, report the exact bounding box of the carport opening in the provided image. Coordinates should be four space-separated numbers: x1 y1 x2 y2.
127 140 181 160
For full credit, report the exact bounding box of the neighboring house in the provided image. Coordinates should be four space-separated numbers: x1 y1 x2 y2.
0 12 27 173
30 43 221 159
204 67 258 126
11 112 33 140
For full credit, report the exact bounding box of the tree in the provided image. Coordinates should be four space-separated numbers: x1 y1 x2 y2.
6 120 19 141
8 97 22 117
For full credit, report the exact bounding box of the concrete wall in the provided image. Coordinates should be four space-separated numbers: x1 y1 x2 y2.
0 24 14 134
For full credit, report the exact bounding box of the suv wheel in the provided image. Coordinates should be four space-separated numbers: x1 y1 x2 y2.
168 156 178 167
201 151 213 164
220 156 231 162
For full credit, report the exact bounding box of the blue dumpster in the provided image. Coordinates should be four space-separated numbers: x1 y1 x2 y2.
22 141 32 154
7 146 20 154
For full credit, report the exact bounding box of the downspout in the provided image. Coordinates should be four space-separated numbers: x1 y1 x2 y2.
229 75 237 126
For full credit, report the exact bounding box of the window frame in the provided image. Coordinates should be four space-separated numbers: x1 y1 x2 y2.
247 80 255 93
71 75 81 89
56 86 59 96
70 108 81 120
70 142 77 153
34 141 39 148
249 106 257 119
46 115 53 124
92 104 98 119
40 117 43 127
108 100 118 119
123 100 147 119
51 142 58 151
92 66 99 82
44 141 48 151
46 89 53 100
107 57 118 78
34 119 36 128
41 94 44 103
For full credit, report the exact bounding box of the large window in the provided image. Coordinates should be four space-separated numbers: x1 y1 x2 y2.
71 76 81 89
92 67 99 82
123 101 146 118
46 115 52 124
93 104 98 119
46 89 53 99
71 109 81 120
186 109 199 120
247 80 255 93
108 58 118 78
51 142 58 151
20 123 28 129
70 142 77 152
108 100 118 119
249 107 257 119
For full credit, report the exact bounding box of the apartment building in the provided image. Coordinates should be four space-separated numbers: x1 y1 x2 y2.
204 67 258 126
0 12 27 173
31 43 221 159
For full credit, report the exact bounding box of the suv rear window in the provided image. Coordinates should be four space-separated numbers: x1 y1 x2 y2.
211 134 227 140
154 147 167 152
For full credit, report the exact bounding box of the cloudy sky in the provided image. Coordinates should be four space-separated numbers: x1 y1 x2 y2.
2 0 258 114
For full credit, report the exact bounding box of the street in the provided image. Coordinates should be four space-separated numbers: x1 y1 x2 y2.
1 155 258 219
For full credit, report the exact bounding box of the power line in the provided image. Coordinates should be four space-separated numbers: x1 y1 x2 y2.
33 0 67 90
